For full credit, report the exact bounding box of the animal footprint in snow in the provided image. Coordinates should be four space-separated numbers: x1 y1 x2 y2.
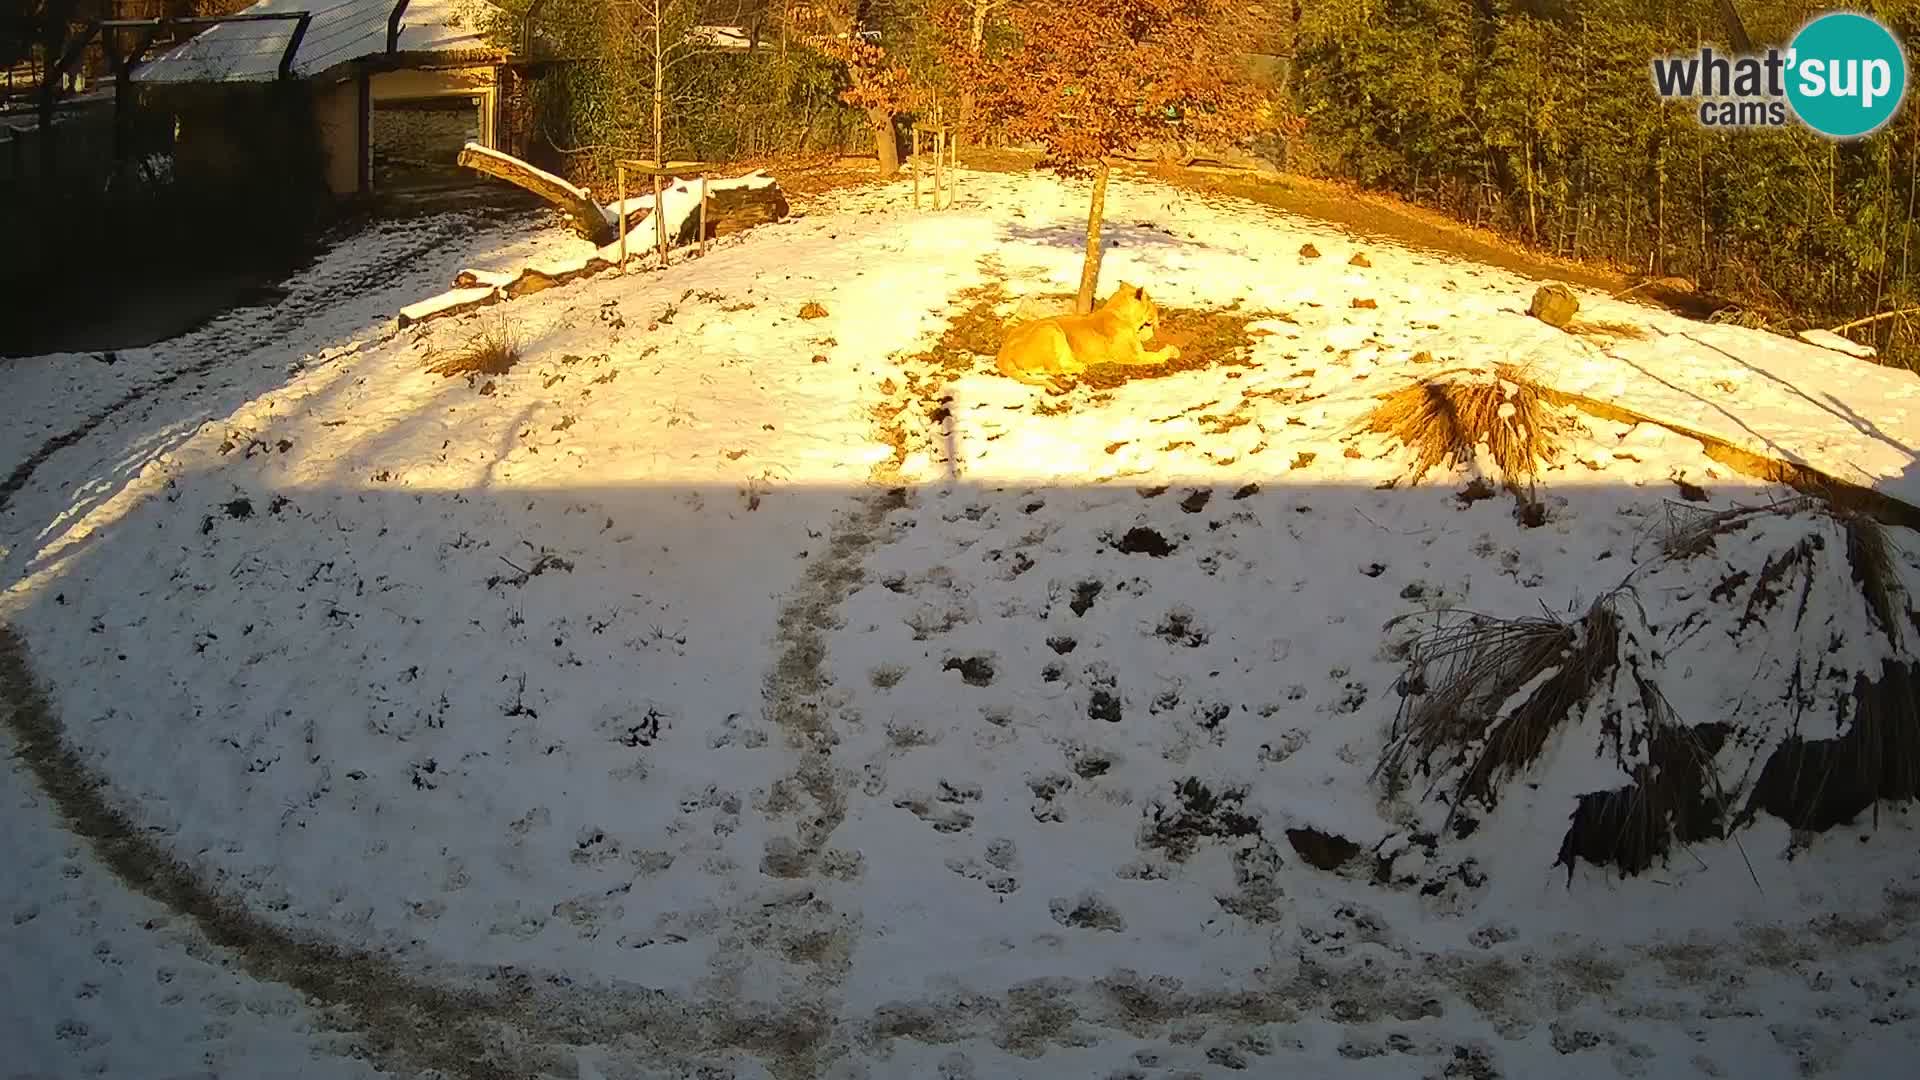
1083 661 1122 723
1154 608 1209 647
488 910 549 940
895 792 974 832
1070 748 1118 779
1330 682 1368 715
1027 772 1074 822
938 779 983 803
552 892 626 938
1049 890 1126 931
942 654 996 686
508 806 551 838
1257 728 1310 764
571 825 623 866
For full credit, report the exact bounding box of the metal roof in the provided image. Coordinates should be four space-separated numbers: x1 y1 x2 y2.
135 0 504 85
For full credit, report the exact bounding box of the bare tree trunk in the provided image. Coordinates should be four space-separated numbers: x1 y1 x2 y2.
871 106 899 178
653 0 667 262
1653 122 1667 277
1523 137 1537 244
1076 160 1111 314
961 0 987 132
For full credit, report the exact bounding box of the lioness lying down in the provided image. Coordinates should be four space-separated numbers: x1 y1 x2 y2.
996 282 1180 392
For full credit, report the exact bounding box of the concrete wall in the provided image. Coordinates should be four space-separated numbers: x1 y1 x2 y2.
311 77 360 197
169 64 501 199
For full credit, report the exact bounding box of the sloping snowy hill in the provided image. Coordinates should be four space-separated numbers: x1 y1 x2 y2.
3 168 1918 1078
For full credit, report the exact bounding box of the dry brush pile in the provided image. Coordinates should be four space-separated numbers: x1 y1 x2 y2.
1378 496 1920 878
1362 367 1920 877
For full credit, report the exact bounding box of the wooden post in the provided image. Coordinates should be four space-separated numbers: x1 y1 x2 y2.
949 131 959 208
911 127 921 209
653 170 666 266
699 175 709 256
934 127 946 210
616 163 627 273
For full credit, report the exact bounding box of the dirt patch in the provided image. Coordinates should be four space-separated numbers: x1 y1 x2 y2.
1287 827 1363 871
1080 306 1272 389
1070 580 1104 616
1111 526 1178 557
907 278 1011 376
1150 163 1627 299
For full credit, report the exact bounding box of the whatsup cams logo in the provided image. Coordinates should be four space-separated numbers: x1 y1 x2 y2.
1651 11 1909 138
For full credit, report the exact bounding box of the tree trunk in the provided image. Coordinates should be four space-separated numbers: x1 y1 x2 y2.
458 145 615 244
653 1 668 263
871 106 899 178
1652 124 1667 277
1076 160 1111 314
961 1 987 132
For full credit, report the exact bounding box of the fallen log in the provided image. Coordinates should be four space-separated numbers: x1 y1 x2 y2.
458 143 616 245
608 173 791 245
703 181 791 239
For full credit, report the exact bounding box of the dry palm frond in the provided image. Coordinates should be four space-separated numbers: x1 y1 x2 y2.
1747 660 1920 832
1363 366 1571 485
1556 683 1734 880
427 317 522 379
1843 512 1906 650
1379 595 1625 821
1383 593 1743 877
1657 495 1819 560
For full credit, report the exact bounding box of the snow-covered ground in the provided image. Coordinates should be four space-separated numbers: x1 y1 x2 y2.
4 167 1919 1078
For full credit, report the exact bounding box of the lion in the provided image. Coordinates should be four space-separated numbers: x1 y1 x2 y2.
996 282 1181 392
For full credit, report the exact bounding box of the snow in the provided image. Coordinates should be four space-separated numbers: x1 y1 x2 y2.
397 283 497 325
1799 326 1880 359
135 0 504 85
1453 299 1920 505
1 746 391 1078
3 167 1919 1076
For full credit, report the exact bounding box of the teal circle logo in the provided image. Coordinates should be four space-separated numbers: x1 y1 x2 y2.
1785 12 1908 139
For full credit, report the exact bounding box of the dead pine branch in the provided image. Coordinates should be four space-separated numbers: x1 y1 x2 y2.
1828 307 1920 334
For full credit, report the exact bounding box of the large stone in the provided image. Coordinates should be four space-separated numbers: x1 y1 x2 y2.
1529 283 1580 328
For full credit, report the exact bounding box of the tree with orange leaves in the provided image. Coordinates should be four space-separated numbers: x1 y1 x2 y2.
822 33 922 179
966 0 1266 312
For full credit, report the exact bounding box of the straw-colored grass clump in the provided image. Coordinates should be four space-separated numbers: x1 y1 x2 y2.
1363 365 1572 485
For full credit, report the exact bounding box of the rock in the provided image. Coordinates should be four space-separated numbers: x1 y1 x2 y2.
1529 283 1580 328
1299 243 1321 259
799 301 830 319
1351 298 1377 310
1349 252 1372 267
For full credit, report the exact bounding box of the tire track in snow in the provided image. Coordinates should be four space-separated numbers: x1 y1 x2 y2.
0 212 518 519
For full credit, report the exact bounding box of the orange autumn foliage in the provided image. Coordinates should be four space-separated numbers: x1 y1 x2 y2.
966 0 1269 175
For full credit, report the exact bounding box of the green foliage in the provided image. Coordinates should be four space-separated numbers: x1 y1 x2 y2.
1289 0 1920 365
487 0 909 183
